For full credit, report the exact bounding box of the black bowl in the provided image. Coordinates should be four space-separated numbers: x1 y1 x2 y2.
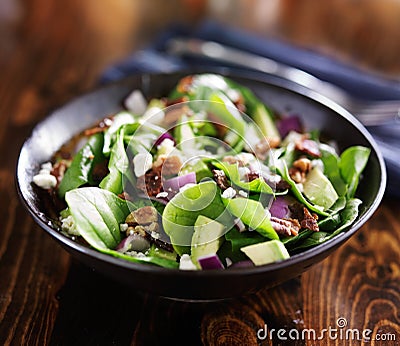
16 71 386 300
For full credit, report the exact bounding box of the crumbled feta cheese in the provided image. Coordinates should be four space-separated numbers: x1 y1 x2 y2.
33 173 57 189
238 166 250 180
151 231 160 239
41 162 53 171
39 169 51 175
141 106 164 125
312 159 324 172
120 223 128 232
238 190 248 198
263 172 281 184
133 152 153 177
156 191 169 198
157 138 175 156
225 257 233 267
33 162 57 189
179 183 196 193
124 90 148 115
179 254 197 270
125 250 138 257
61 215 80 236
222 187 237 199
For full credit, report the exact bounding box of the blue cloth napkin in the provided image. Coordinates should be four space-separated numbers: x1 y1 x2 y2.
101 21 400 197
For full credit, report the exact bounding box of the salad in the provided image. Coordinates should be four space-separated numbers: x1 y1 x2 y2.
33 74 370 270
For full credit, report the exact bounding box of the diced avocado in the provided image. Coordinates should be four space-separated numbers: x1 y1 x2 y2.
174 115 195 148
162 181 233 255
191 215 226 268
241 240 290 266
207 91 246 147
303 167 338 210
224 198 279 240
253 104 280 142
181 160 213 182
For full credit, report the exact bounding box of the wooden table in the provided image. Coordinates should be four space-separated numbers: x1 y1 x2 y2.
1 1 399 345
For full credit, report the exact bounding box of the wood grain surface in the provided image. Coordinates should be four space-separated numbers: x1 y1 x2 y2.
0 1 399 345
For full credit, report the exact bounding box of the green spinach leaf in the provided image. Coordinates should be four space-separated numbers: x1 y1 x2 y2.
320 146 347 196
290 198 362 251
65 187 178 268
100 125 134 194
162 181 233 255
212 162 274 195
58 133 105 198
225 228 266 252
339 146 370 198
103 112 135 156
223 197 279 240
275 159 329 216
65 187 130 249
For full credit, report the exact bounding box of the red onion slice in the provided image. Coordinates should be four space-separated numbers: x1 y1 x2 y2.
269 196 290 219
277 115 302 138
163 172 196 193
154 132 175 147
198 254 225 270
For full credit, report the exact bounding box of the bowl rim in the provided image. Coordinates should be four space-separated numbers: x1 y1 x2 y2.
16 69 387 278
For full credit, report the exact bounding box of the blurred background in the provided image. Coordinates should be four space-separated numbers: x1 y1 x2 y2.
1 0 400 79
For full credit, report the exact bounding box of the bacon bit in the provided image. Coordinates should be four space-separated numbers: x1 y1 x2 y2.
288 203 319 232
300 207 319 232
270 216 300 236
136 166 163 197
295 138 321 158
176 75 194 94
286 218 301 235
212 169 230 191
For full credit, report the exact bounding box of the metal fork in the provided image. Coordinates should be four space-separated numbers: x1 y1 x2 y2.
166 38 400 127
